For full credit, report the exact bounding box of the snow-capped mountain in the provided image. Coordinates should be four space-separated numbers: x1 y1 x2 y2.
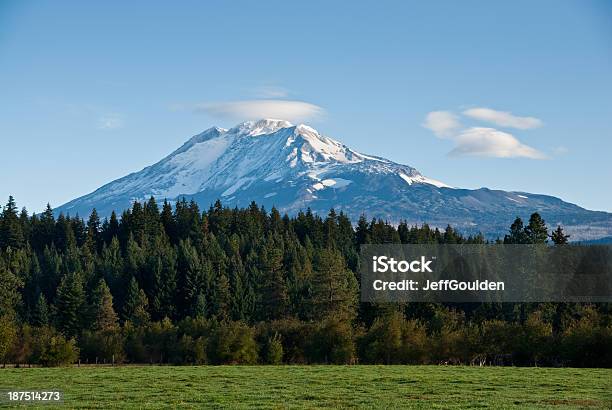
57 119 612 240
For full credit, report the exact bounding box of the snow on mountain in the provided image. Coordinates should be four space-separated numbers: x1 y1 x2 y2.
57 119 612 240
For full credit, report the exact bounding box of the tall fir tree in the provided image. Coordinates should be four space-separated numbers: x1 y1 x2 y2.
86 208 102 253
310 248 357 321
0 196 24 250
103 211 120 244
122 276 150 325
260 238 288 320
551 225 570 245
100 237 125 308
90 279 119 332
504 217 528 244
0 264 23 318
32 292 50 326
54 271 85 337
525 212 549 244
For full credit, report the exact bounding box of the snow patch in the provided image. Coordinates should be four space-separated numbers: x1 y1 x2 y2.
312 178 352 190
312 182 325 190
221 178 250 197
235 119 293 137
264 171 283 181
357 153 387 162
399 173 452 188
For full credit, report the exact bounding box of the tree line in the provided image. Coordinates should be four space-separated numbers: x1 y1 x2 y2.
0 196 609 367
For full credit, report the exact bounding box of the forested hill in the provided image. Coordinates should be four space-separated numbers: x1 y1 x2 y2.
0 195 610 367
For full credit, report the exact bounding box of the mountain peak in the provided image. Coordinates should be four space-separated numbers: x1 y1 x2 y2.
231 118 294 136
171 126 227 156
56 121 612 241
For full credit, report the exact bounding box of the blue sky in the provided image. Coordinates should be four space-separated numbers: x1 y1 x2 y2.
1 0 611 213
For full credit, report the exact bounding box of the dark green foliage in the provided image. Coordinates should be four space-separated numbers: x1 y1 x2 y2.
123 277 150 325
0 263 23 318
309 248 357 321
0 196 24 250
90 279 119 332
525 212 549 244
306 317 355 364
259 237 288 320
0 195 609 367
551 225 570 245
38 330 80 366
0 314 17 364
504 217 529 244
209 321 258 364
504 213 550 244
264 332 283 364
32 293 50 326
54 271 85 337
25 325 80 366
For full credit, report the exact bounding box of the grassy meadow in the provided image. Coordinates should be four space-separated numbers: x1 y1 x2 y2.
1 365 610 409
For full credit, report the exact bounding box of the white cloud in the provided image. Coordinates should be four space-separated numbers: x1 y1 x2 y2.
553 146 569 155
195 99 324 122
97 114 124 130
463 107 543 129
449 127 547 159
422 111 461 137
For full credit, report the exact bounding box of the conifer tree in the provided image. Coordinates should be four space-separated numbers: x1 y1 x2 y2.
0 196 24 250
213 273 231 320
160 200 177 243
123 276 150 325
355 215 371 246
100 237 124 307
193 292 207 319
324 208 339 249
269 207 283 233
91 279 119 332
54 271 85 337
142 197 164 242
177 239 202 314
54 213 76 251
125 234 144 279
504 217 528 244
129 201 146 242
86 208 102 252
228 249 247 321
443 225 461 244
33 204 56 251
71 215 87 247
525 213 548 244
146 235 177 320
551 225 570 245
104 211 120 244
0 264 23 318
32 292 50 326
19 207 31 243
310 248 357 321
40 245 63 301
260 239 288 320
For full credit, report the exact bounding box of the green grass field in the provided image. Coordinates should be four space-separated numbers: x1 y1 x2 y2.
1 366 610 409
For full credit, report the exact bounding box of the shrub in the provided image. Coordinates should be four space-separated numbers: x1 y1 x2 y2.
265 333 283 364
30 326 79 367
210 321 258 364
